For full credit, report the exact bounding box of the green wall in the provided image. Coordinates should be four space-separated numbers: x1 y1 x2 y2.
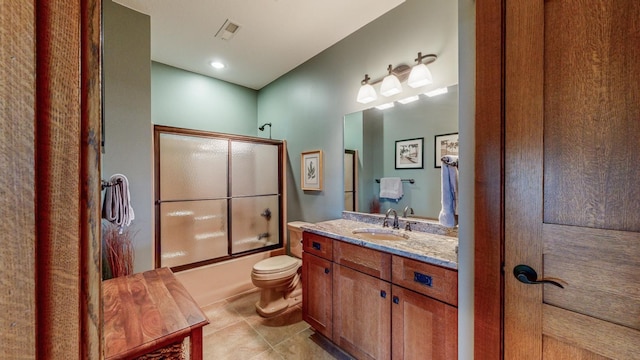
151 62 258 135
103 0 153 272
257 0 458 223
104 2 259 272
380 86 458 218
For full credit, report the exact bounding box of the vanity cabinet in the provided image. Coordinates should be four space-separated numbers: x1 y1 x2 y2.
390 257 458 359
302 232 458 360
391 285 457 359
333 241 392 359
302 233 333 339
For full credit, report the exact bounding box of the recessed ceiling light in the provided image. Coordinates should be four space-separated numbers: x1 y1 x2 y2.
210 61 225 69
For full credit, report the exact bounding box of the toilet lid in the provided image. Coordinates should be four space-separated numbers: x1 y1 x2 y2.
253 255 300 274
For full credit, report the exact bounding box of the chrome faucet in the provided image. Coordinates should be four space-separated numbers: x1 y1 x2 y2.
383 208 399 229
403 206 414 218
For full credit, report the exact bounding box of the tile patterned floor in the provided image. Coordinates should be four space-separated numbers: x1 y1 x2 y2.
198 290 354 360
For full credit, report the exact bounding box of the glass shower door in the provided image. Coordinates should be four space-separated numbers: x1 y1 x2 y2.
230 141 280 254
158 133 229 268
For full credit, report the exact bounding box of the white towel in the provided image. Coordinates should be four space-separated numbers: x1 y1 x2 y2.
379 177 403 201
438 157 458 228
102 174 135 232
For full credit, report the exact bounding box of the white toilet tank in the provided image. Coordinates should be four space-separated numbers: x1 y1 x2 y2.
287 221 310 258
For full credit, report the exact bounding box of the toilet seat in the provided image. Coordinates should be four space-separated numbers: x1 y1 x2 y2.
252 255 300 274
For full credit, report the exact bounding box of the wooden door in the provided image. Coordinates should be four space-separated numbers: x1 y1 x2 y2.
391 285 457 360
333 264 391 360
302 252 333 339
0 0 102 358
504 1 640 358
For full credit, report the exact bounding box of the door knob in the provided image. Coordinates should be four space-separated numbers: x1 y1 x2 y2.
513 264 564 289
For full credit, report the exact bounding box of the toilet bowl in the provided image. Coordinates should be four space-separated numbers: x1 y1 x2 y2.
251 221 309 317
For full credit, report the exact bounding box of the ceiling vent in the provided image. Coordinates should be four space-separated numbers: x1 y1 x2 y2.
215 19 241 41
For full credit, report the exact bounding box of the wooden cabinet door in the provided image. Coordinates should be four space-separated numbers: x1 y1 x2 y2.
504 1 640 358
391 285 457 360
302 252 333 339
333 264 391 360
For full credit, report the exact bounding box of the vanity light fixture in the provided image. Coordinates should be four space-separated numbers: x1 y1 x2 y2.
380 64 403 97
375 102 394 110
407 52 436 88
355 52 437 104
356 74 378 104
397 95 420 104
424 87 449 97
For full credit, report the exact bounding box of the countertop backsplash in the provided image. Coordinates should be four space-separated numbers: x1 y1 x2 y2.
341 211 458 237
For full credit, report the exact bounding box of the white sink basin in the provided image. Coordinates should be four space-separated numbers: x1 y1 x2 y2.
352 228 409 241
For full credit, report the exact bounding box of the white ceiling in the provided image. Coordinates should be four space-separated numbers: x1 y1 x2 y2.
112 0 406 90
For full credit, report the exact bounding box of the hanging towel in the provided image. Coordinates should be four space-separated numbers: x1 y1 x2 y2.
438 156 458 227
379 177 404 202
102 174 135 232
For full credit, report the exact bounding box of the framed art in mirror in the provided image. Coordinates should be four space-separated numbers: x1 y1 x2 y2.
301 150 323 190
434 132 459 168
395 137 424 169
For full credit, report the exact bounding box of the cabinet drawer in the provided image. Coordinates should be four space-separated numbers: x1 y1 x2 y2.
334 241 391 281
392 256 458 306
303 232 333 261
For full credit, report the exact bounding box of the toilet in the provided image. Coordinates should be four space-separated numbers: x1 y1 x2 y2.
251 221 309 317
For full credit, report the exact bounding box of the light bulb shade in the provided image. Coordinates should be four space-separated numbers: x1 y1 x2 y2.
407 63 433 88
380 74 402 97
356 83 377 104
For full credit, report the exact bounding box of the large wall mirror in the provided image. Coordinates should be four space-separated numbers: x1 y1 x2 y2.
344 84 458 219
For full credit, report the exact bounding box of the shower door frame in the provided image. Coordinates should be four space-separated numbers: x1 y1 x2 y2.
153 125 285 272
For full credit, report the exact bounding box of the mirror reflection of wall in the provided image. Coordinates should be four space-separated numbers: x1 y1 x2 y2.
344 85 458 219
344 150 357 211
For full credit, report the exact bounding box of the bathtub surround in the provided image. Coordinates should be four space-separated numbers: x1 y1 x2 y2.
342 211 458 237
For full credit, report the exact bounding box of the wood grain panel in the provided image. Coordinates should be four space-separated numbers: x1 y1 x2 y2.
543 0 640 232
391 285 457 360
474 0 505 357
103 268 209 359
543 336 609 360
334 241 391 281
543 224 640 330
302 252 333 339
504 0 545 358
303 232 333 261
391 256 457 306
80 0 103 358
333 265 391 360
543 304 640 359
36 0 86 357
0 1 36 358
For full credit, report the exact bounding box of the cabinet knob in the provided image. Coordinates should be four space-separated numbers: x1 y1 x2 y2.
324 268 330 274
312 242 322 250
380 290 387 298
392 296 400 304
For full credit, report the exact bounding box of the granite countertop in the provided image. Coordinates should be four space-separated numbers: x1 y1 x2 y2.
301 219 458 270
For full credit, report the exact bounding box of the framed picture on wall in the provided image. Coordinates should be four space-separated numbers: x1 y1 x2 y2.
301 150 323 191
434 132 459 168
395 137 424 169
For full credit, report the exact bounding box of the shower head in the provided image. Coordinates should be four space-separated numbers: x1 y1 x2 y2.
258 122 272 131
